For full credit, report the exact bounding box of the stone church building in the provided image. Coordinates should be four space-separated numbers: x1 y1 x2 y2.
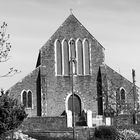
9 14 137 127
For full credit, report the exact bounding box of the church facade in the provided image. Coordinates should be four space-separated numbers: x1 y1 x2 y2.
9 14 138 127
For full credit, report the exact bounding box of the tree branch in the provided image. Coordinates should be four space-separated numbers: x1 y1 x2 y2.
0 68 21 78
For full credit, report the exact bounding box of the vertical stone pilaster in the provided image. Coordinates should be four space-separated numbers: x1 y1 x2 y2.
41 76 46 116
41 66 47 116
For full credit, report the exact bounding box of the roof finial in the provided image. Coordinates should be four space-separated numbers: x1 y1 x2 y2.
70 8 73 15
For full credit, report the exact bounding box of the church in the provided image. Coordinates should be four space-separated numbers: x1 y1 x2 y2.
9 13 138 127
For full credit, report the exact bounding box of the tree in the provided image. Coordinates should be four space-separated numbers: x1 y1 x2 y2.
0 93 27 139
0 22 25 139
0 22 20 78
0 22 11 62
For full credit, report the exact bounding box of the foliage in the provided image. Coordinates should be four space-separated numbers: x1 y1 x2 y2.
1 131 37 140
118 129 140 140
0 22 20 77
0 22 11 62
94 125 119 140
5 130 37 140
0 94 27 137
116 125 140 133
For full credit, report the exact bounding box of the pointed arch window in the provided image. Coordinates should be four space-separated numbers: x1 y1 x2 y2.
69 39 76 59
22 90 27 107
55 40 62 75
83 39 90 75
21 90 33 108
62 39 69 75
76 39 83 75
69 39 76 75
54 38 90 76
120 88 125 104
28 90 32 108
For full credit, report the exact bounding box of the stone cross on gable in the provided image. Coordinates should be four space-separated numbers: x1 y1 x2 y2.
70 8 73 15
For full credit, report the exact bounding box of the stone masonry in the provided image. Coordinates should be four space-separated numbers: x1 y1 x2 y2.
8 14 138 125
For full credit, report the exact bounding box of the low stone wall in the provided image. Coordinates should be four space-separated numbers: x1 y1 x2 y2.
24 128 95 140
20 116 95 139
21 116 69 132
25 131 74 139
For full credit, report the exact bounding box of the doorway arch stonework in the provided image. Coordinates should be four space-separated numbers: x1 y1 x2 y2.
68 94 81 115
65 93 84 114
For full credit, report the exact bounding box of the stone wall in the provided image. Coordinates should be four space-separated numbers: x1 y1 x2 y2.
101 65 135 112
106 65 134 104
40 14 104 116
9 68 40 117
21 116 68 132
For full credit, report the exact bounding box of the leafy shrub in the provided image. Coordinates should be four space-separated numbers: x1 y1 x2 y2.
117 125 140 134
0 95 27 137
13 130 36 140
0 130 37 140
118 129 140 140
94 125 119 140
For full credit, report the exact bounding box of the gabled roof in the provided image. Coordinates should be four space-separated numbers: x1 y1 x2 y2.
62 14 104 48
41 13 105 50
8 66 40 92
100 64 134 86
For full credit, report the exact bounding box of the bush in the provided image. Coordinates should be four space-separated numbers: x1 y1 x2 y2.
0 94 27 138
118 129 140 140
117 125 140 133
94 125 119 140
0 130 37 140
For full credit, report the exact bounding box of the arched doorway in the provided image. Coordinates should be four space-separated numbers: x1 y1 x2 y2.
68 94 87 126
68 94 81 116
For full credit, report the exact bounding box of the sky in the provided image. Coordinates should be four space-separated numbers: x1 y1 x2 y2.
0 0 140 90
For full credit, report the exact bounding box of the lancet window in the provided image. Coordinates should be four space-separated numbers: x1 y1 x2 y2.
21 90 33 108
55 38 90 76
